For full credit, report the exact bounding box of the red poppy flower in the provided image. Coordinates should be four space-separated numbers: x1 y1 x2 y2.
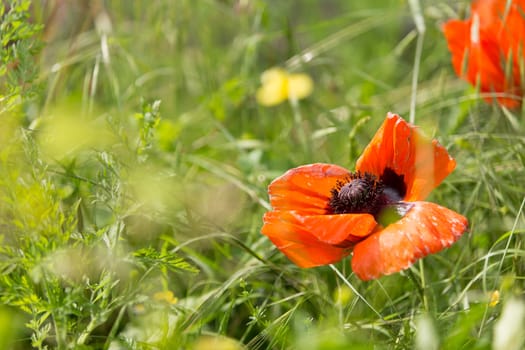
261 113 468 280
442 0 525 108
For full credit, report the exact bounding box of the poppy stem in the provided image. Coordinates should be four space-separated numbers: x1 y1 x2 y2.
418 259 429 312
408 0 426 124
329 264 383 320
406 267 428 311
289 96 311 159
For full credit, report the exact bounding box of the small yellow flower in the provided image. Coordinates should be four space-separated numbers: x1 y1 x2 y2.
153 290 178 305
256 68 313 106
489 290 501 307
192 335 244 350
132 303 146 314
333 285 353 305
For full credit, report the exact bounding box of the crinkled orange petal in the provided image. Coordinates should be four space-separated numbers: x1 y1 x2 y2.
293 213 377 245
351 201 468 281
262 210 377 267
263 210 377 246
472 0 525 39
268 163 350 215
266 235 349 268
442 0 525 108
487 0 525 106
443 18 517 106
262 211 331 246
355 113 456 202
441 19 471 79
495 0 525 56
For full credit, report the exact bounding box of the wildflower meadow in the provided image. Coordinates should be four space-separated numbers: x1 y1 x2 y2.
1 0 525 349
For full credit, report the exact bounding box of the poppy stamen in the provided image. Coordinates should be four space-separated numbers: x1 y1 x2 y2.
329 172 384 215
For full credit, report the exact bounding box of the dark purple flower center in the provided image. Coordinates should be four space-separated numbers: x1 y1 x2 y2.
329 172 383 215
380 168 406 201
328 168 408 222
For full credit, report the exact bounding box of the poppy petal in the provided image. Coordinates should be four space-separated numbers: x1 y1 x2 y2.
472 0 525 107
442 19 471 78
295 213 377 245
443 18 514 106
355 113 456 201
268 163 350 215
351 201 468 281
442 0 525 108
266 235 349 268
263 210 377 246
262 211 351 267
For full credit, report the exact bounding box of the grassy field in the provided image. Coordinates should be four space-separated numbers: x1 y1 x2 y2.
1 0 524 349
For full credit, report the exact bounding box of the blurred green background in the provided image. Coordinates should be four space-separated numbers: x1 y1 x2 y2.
1 0 524 349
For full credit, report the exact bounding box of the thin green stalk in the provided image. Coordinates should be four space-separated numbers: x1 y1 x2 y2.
77 317 99 346
289 97 311 160
408 0 426 124
329 264 383 320
418 260 429 312
42 280 66 349
478 195 525 336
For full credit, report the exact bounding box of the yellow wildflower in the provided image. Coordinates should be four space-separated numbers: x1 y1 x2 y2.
132 303 146 314
153 290 178 305
489 290 501 307
333 285 353 305
192 335 244 350
256 67 313 106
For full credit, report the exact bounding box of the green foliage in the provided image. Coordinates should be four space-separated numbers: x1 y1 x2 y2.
0 0 524 349
0 0 43 102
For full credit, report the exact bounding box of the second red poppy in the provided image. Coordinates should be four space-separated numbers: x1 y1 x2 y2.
443 0 525 108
